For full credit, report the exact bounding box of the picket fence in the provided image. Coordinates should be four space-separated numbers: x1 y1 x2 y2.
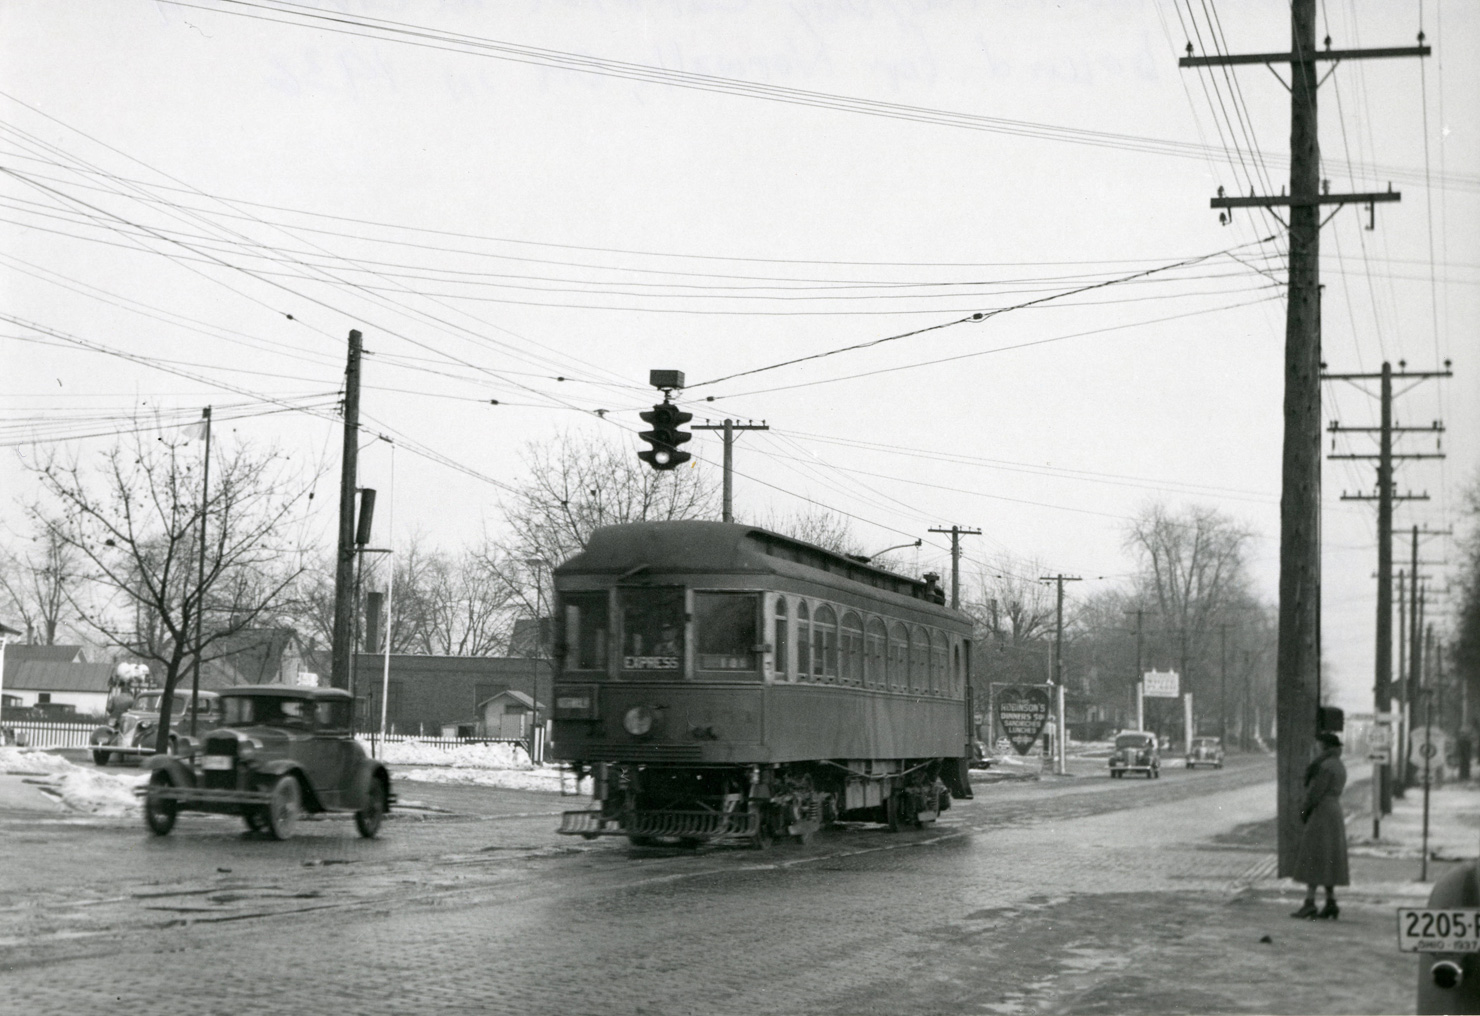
3 720 546 763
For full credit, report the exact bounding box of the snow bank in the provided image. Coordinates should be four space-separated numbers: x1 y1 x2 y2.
365 738 533 769
0 746 79 775
0 747 145 815
394 767 577 793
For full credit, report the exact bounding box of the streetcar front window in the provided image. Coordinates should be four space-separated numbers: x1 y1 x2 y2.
620 586 685 672
695 592 758 671
562 592 608 672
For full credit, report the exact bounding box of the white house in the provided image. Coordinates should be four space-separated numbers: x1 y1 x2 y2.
5 658 113 716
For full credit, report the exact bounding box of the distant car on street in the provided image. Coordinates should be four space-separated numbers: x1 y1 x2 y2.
140 685 392 841
1109 731 1160 779
1185 736 1225 770
90 689 221 765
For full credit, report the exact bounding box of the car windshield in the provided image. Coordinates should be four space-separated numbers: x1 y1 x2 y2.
1115 734 1153 748
1193 738 1219 748
220 695 314 729
133 693 214 716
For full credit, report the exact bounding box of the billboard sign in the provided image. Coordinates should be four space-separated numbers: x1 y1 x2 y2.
995 684 1052 755
1142 670 1181 698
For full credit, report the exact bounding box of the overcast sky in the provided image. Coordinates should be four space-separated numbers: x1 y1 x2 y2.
2 1 1475 712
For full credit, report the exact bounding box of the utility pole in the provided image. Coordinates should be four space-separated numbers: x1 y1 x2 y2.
1124 607 1156 730
331 329 363 692
692 419 768 523
1180 3 1428 878
929 526 982 609
1326 359 1449 814
1041 573 1081 775
188 406 212 737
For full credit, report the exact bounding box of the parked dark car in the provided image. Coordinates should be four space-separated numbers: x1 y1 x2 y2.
91 690 221 765
140 686 392 840
1109 731 1160 779
1185 736 1225 770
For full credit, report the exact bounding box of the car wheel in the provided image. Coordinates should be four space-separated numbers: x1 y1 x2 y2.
266 775 301 841
92 748 111 766
355 777 386 839
1152 767 1161 779
243 808 269 833
144 771 177 836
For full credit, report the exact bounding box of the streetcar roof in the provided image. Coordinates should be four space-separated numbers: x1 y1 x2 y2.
555 521 949 608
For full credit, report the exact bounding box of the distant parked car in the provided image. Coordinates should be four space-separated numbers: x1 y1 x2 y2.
140 686 392 840
91 690 221 765
1109 731 1160 779
1186 736 1225 769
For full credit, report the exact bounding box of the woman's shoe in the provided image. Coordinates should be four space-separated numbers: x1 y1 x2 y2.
1318 901 1340 920
1290 901 1319 919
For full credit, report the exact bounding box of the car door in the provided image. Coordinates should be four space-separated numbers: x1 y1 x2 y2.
300 700 354 807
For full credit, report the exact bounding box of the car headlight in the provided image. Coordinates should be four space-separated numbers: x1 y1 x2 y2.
623 705 656 737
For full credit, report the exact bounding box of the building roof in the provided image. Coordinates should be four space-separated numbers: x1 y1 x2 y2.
477 689 534 711
306 651 543 683
10 660 113 693
3 645 88 684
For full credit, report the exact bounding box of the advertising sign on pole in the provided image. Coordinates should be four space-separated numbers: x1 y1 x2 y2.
994 684 1053 755
1142 669 1181 698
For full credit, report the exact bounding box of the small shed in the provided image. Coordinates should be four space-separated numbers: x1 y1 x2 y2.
476 689 536 739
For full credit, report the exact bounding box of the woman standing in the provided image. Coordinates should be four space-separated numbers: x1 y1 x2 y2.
1292 732 1351 919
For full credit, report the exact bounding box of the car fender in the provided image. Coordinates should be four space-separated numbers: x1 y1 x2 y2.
90 724 120 747
252 759 326 812
144 754 197 787
348 760 392 811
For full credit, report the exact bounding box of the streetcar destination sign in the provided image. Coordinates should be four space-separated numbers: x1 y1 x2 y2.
1397 908 1480 953
996 685 1051 755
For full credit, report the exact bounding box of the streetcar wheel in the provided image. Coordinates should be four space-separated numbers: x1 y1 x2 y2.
144 771 176 836
266 775 301 840
627 836 662 847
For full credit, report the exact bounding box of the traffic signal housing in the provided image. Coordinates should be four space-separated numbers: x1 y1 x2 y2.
638 401 693 470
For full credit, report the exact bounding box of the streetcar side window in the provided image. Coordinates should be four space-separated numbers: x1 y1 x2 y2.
694 592 759 672
865 618 887 688
911 625 929 694
888 622 909 691
562 591 609 672
773 596 790 681
952 641 963 698
930 629 947 696
814 605 837 681
797 601 811 679
840 612 863 686
620 586 685 673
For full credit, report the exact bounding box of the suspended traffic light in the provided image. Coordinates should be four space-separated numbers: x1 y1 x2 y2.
638 401 693 471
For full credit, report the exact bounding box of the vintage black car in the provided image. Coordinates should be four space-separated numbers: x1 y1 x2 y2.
1109 730 1160 778
140 686 392 840
91 689 221 764
1185 736 1225 769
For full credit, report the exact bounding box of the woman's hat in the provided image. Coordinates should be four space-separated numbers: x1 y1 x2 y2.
1317 732 1342 749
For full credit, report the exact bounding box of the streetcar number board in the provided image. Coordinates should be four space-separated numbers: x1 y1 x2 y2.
1397 908 1480 953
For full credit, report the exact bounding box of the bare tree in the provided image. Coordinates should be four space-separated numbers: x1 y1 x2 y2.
1124 502 1256 729
28 428 312 751
0 525 79 644
498 431 720 569
962 555 1057 646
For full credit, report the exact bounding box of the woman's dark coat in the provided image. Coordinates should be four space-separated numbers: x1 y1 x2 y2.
1293 751 1350 886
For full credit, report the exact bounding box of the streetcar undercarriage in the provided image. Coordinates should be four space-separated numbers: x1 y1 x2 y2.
558 758 957 848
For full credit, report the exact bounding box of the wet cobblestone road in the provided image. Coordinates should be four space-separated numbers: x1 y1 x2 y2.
2 757 1411 1015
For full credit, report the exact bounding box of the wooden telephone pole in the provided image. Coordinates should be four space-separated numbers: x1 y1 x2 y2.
331 329 363 692
929 525 981 609
1180 3 1428 876
692 419 768 523
1325 360 1449 814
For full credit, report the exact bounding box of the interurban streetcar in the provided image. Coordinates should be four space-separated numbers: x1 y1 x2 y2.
551 521 975 847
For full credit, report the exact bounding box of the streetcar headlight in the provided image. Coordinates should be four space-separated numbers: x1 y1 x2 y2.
623 705 656 737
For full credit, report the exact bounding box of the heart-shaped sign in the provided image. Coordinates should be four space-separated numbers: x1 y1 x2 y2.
996 686 1051 755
